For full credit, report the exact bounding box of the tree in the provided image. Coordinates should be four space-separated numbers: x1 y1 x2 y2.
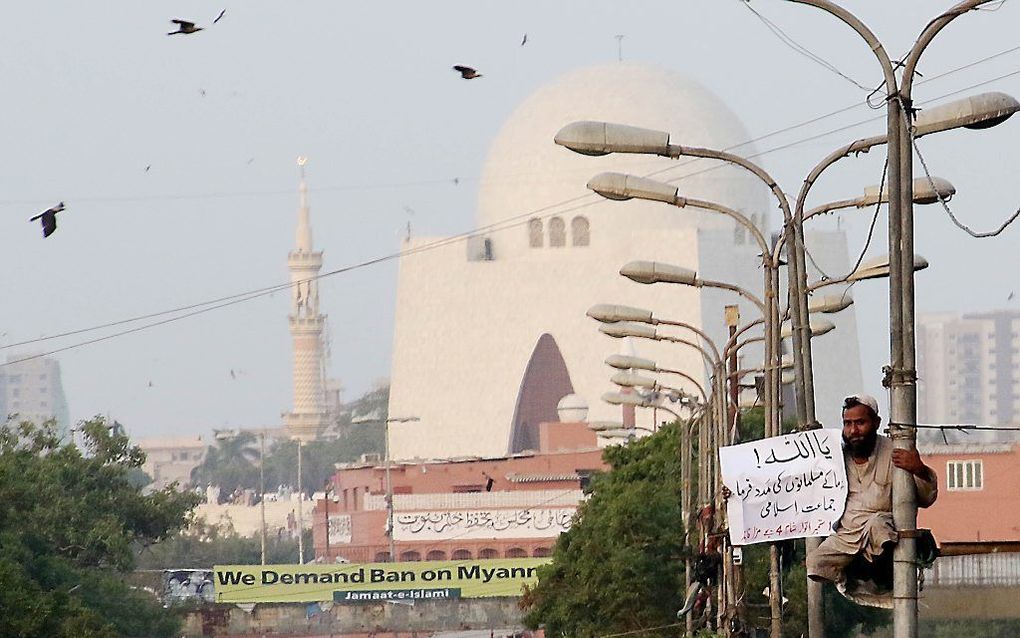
188 385 388 496
189 430 259 492
0 418 201 638
135 518 311 569
521 422 686 638
520 415 889 638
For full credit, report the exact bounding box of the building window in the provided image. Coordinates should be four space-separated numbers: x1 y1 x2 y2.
451 549 472 560
571 216 590 246
400 551 422 562
947 460 983 491
374 551 391 563
8 375 20 384
426 550 447 561
506 547 528 558
528 218 543 248
533 547 552 558
479 548 499 559
548 217 566 247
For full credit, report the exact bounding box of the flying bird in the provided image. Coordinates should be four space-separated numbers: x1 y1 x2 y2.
168 19 203 35
1009 291 1016 301
521 33 527 46
29 202 65 238
213 9 226 24
453 65 482 79
144 164 151 173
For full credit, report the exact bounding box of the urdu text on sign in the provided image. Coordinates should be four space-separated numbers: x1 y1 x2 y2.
719 429 848 545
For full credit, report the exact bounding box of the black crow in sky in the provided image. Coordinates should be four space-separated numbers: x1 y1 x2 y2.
29 202 65 238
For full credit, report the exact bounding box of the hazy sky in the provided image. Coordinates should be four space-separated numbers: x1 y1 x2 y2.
3 1 1019 439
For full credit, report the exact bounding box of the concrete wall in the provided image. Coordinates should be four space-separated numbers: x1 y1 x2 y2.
180 598 529 638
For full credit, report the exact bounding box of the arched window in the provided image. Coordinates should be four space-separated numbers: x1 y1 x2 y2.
426 550 447 561
400 551 422 562
571 216 590 246
528 218 543 248
532 547 551 558
548 217 566 247
451 549 473 560
374 551 391 563
479 548 499 559
506 547 528 558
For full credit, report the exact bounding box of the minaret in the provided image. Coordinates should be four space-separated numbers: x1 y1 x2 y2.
282 157 329 441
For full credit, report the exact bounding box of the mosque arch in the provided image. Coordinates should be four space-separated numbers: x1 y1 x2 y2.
571 216 590 246
528 218 544 248
479 548 499 559
451 549 473 560
506 547 528 558
506 333 575 454
533 547 552 558
548 217 566 247
426 550 447 561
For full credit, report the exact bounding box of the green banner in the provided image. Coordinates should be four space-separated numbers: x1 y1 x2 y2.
213 558 550 603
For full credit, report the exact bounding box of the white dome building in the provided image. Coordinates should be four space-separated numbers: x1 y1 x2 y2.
386 64 861 459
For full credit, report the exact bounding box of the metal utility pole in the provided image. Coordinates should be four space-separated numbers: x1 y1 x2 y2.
297 439 304 564
385 418 396 562
724 305 746 634
259 431 267 565
786 3 1003 636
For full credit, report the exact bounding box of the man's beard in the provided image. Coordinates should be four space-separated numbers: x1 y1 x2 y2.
843 429 878 458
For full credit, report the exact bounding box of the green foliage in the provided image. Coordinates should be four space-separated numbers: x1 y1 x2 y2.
737 541 889 637
521 412 890 638
135 518 312 569
189 385 388 494
521 422 686 638
0 418 201 638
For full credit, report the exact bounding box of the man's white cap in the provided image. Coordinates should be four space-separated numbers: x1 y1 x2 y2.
843 393 880 417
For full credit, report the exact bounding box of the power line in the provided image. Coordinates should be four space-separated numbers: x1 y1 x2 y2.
740 0 876 92
6 66 1020 362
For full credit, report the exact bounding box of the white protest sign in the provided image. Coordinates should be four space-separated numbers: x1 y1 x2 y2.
719 429 847 546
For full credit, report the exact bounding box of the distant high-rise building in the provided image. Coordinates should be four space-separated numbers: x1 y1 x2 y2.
918 310 1020 429
282 158 330 442
2 354 70 438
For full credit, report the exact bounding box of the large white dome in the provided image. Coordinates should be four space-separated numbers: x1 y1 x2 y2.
476 64 769 260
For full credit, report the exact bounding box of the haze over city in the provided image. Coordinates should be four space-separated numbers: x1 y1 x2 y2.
3 0 1019 438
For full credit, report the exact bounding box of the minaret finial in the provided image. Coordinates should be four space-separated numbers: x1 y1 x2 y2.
295 156 312 252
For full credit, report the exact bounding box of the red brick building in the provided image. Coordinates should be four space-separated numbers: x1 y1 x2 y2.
312 421 609 563
919 442 1020 543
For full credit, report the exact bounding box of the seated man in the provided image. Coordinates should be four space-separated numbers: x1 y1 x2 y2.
806 394 938 590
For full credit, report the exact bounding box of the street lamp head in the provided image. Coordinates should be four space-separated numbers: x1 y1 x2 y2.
588 420 625 432
587 303 654 324
861 176 955 207
781 319 836 338
602 391 652 407
599 322 658 340
846 254 929 281
605 354 657 371
915 92 1020 136
611 371 658 389
586 172 680 204
620 260 699 286
808 293 854 314
554 121 671 157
